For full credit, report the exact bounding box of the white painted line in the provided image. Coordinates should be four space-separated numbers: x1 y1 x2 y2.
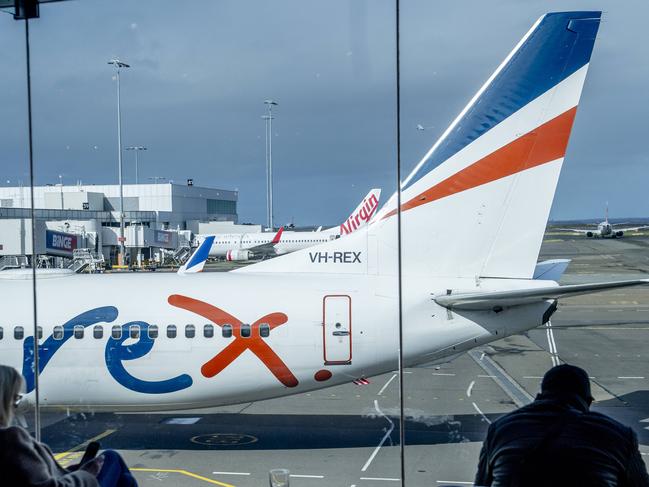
618 376 645 379
361 400 395 472
466 380 475 398
436 481 473 485
212 471 251 476
432 372 456 376
290 474 325 479
477 374 495 378
378 374 397 396
480 352 485 360
472 402 491 424
359 477 400 482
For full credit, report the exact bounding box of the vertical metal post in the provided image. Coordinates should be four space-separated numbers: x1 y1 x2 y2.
134 150 139 185
116 68 125 265
268 108 274 230
24 15 41 441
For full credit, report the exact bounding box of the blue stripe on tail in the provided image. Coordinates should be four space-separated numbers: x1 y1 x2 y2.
404 11 601 190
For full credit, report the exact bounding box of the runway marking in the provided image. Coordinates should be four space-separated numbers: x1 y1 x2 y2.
212 472 250 476
378 374 397 396
436 482 473 485
290 474 325 478
361 400 394 472
54 429 117 462
432 372 456 376
546 321 560 367
359 477 400 482
472 402 491 424
131 468 234 486
618 376 645 379
478 374 495 378
466 380 475 398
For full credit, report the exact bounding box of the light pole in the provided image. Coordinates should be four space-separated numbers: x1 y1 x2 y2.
125 146 147 184
262 99 278 229
58 174 63 209
108 58 130 266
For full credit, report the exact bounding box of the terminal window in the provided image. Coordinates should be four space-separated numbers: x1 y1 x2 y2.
207 198 236 215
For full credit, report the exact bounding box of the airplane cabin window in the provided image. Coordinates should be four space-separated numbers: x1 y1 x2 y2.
222 324 233 338
14 326 24 340
167 325 177 339
148 325 158 339
0 326 3 340
37 326 43 339
53 326 64 340
130 325 140 339
204 324 214 338
185 324 196 338
93 325 103 339
259 323 270 338
74 325 84 339
112 325 122 340
241 324 251 338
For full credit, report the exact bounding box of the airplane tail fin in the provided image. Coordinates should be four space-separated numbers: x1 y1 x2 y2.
372 11 601 279
339 188 381 236
271 227 284 244
178 236 214 274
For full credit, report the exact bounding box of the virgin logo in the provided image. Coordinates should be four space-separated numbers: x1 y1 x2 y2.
168 295 299 388
340 194 379 235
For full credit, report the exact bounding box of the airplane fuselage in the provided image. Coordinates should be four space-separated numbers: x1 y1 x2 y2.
0 272 553 411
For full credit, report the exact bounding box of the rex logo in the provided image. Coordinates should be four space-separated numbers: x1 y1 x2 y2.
168 295 299 388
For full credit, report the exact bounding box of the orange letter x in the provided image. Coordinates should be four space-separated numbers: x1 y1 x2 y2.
168 295 299 388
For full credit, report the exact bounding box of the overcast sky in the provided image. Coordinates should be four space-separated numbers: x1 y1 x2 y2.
1 0 647 224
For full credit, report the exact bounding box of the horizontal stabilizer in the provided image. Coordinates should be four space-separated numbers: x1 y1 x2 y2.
533 259 571 280
435 279 649 311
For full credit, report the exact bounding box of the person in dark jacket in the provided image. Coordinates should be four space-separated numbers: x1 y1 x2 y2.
0 365 137 487
474 364 649 487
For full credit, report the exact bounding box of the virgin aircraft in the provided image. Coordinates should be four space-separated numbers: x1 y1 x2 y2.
2 11 646 412
203 188 380 261
560 206 649 238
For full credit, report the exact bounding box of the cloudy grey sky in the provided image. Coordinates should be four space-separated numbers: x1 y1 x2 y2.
1 0 647 224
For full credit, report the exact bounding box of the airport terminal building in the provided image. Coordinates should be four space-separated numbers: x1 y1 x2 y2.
0 182 238 267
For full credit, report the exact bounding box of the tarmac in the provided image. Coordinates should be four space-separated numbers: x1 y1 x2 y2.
41 234 649 487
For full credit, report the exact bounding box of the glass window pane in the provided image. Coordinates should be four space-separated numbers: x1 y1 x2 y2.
185 324 195 339
130 325 140 339
111 325 122 340
240 324 251 338
148 325 158 339
14 326 24 340
93 326 103 339
222 324 233 338
203 324 214 338
53 326 64 340
167 325 177 339
73 326 84 339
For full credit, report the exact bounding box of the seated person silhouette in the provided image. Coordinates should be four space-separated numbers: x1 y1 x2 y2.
475 364 649 487
0 365 137 487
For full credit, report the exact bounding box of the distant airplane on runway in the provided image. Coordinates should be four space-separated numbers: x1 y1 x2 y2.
559 206 649 238
2 11 647 413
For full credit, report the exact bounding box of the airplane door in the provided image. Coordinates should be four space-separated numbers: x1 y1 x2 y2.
323 295 352 364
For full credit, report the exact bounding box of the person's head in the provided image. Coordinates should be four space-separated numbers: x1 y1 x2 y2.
0 366 25 428
538 364 593 409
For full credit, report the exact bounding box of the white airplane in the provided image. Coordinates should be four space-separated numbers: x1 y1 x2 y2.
3 11 646 413
202 188 381 261
559 206 649 238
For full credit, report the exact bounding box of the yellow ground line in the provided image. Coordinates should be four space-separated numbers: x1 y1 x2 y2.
131 468 235 487
54 429 117 462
